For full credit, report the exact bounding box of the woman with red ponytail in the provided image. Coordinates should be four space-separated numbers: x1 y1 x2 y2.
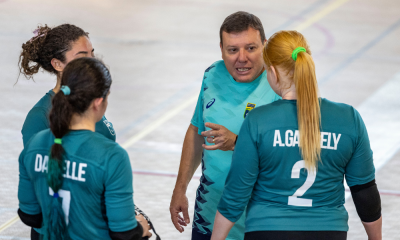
211 30 382 240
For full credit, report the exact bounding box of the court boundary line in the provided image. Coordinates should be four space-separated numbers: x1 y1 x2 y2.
295 0 349 31
319 17 400 83
0 216 19 234
0 0 352 234
120 95 199 149
0 236 29 240
117 81 200 138
267 0 331 36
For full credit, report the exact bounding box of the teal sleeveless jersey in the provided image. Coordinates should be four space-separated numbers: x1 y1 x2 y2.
18 129 137 239
217 99 375 232
190 60 280 239
21 90 116 147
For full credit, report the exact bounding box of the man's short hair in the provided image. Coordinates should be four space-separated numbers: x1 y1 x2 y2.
219 11 266 46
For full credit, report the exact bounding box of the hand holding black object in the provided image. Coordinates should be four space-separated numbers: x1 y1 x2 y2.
136 206 161 240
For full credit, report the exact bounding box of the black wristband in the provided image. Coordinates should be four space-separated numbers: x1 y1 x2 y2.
109 223 143 240
234 135 238 144
17 209 42 228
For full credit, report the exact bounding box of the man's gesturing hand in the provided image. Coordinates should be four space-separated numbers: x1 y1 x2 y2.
170 191 190 233
201 122 237 151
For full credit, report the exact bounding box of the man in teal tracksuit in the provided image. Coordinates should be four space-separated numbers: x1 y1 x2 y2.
170 11 280 240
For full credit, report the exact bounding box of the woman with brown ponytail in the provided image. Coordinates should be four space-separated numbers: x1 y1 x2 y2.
19 24 116 147
19 23 117 240
18 57 152 240
211 31 382 240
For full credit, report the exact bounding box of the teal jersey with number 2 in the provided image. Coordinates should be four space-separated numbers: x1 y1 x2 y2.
218 99 375 233
190 60 280 239
18 129 137 239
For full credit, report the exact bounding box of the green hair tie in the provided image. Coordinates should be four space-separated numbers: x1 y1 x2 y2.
54 138 62 145
292 47 306 61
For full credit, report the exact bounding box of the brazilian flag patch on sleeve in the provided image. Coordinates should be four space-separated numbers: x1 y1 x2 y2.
244 103 256 118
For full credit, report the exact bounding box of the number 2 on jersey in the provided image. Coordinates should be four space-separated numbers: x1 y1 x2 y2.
49 188 71 224
288 160 316 207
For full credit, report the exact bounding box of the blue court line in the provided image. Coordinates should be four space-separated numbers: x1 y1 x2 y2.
319 18 400 84
117 81 200 137
126 148 180 154
0 237 29 240
0 208 17 213
266 0 332 36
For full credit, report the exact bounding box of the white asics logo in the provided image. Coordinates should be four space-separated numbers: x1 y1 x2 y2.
103 119 116 136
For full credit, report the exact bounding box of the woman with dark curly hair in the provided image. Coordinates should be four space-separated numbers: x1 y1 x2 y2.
18 57 152 240
18 23 116 240
19 24 116 148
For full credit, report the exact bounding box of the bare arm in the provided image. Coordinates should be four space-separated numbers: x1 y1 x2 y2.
170 123 204 232
175 124 204 192
210 210 235 240
362 216 382 240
